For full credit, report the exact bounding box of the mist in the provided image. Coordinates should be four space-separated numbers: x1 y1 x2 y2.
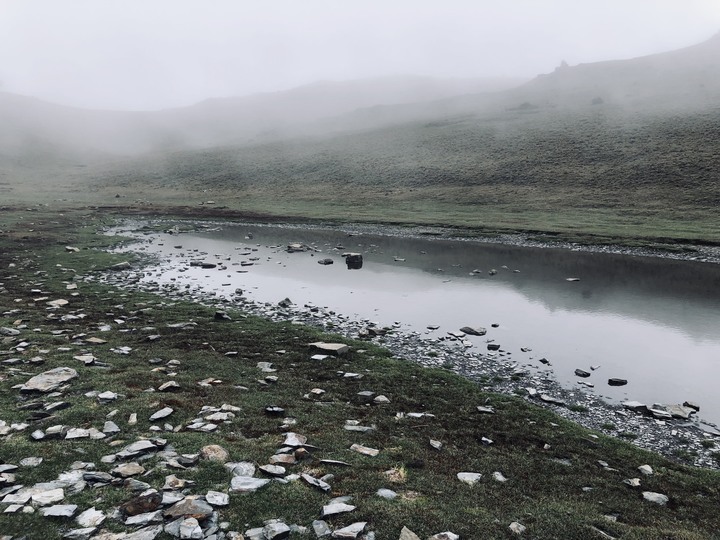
2 0 720 111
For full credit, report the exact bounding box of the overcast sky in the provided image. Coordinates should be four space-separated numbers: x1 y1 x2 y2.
2 0 719 111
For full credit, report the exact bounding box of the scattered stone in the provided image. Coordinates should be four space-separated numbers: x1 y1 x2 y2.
399 527 421 540
638 465 653 476
574 369 591 378
476 405 495 414
301 474 331 493
40 504 78 517
230 476 270 493
376 488 397 499
642 491 669 505
205 490 229 506
457 472 482 485
331 522 366 538
20 367 78 393
608 378 628 387
263 521 291 539
149 407 174 421
164 497 213 520
321 502 356 517
112 462 146 478
493 472 508 482
200 444 229 463
350 443 380 457
509 521 526 534
309 342 349 355
623 478 641 487
459 326 486 336
120 492 162 516
313 520 332 538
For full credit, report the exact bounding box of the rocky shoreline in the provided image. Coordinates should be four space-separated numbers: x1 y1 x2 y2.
97 220 720 469
130 217 720 265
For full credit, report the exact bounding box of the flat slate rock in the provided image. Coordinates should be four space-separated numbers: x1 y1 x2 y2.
309 342 350 355
230 476 270 493
40 504 78 517
20 367 78 393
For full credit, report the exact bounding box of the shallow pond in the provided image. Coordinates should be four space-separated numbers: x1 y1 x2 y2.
118 222 720 424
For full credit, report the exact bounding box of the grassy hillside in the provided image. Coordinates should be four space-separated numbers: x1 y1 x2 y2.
78 103 720 244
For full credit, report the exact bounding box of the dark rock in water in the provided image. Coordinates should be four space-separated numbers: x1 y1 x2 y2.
460 326 486 336
214 311 231 321
683 401 700 411
344 253 363 270
201 263 217 269
608 378 628 386
539 358 550 365
318 258 334 265
491 323 500 328
278 298 293 308
487 343 501 351
574 369 591 378
120 492 162 516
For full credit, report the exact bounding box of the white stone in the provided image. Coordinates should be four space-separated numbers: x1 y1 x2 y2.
205 490 229 506
643 491 669 505
76 507 106 528
457 472 482 485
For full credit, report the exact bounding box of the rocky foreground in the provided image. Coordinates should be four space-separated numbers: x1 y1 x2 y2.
1 207 720 539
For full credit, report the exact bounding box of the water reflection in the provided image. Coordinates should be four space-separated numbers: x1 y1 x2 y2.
126 222 720 423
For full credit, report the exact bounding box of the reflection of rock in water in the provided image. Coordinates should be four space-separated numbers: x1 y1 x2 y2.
344 253 363 270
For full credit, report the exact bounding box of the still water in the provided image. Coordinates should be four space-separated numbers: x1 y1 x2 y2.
122 223 720 424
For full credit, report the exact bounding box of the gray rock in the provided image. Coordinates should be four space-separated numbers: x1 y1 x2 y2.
301 474 331 492
574 369 591 378
457 472 482 485
642 491 669 505
229 476 270 493
263 522 291 539
349 443 379 456
32 488 65 506
179 517 203 539
509 522 526 534
259 464 286 477
63 528 97 540
398 527 420 540
103 421 121 434
125 510 164 526
376 488 397 499
111 462 145 477
228 462 256 477
149 407 174 421
282 432 307 447
312 520 332 537
117 439 160 458
331 522 366 539
20 367 78 393
608 378 628 386
309 342 349 355
206 491 229 506
622 401 648 413
124 525 164 540
76 507 106 528
459 326 486 336
664 404 695 419
321 503 356 517
164 498 213 520
429 533 460 540
40 504 78 517
638 465 654 476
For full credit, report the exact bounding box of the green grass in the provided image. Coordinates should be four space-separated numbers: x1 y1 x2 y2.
0 206 719 539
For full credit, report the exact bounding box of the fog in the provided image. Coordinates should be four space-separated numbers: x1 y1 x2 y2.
2 0 720 111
